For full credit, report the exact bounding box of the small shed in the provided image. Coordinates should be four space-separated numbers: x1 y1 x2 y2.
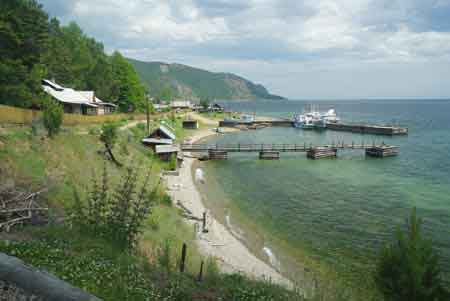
142 125 176 150
155 145 179 161
182 119 199 129
155 145 184 168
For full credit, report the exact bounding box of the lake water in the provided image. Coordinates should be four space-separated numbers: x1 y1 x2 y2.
196 99 450 287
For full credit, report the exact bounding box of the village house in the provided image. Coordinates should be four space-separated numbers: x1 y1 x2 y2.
141 124 176 151
153 103 170 112
209 103 224 113
42 79 116 115
170 100 192 110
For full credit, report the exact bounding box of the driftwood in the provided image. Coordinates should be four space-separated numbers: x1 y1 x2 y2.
0 188 48 232
176 200 202 221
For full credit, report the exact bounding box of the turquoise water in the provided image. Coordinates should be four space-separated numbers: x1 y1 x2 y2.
198 99 450 284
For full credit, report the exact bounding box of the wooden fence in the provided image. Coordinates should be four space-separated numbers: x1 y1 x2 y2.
0 105 147 126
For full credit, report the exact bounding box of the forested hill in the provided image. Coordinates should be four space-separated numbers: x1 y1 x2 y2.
128 58 284 101
0 0 145 112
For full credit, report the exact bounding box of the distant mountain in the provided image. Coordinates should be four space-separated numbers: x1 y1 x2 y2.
127 58 284 101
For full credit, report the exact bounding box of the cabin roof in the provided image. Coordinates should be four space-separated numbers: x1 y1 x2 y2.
147 125 176 140
142 138 173 145
42 79 116 107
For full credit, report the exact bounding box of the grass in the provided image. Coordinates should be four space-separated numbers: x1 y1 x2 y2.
0 121 304 300
0 223 303 300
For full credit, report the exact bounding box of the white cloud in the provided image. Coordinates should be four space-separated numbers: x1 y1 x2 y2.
39 0 450 98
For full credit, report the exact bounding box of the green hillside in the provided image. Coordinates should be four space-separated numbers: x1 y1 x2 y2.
128 58 284 101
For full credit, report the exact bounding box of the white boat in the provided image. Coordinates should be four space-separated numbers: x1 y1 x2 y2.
293 108 339 129
322 109 339 124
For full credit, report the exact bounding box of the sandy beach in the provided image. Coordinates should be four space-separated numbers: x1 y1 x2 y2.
164 125 292 288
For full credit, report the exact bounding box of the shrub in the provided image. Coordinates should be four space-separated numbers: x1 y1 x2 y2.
161 194 172 207
100 122 118 149
375 208 445 301
71 165 157 250
168 154 177 171
42 99 63 138
100 122 121 166
158 238 173 273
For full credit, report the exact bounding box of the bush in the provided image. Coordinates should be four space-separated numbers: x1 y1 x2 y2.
71 165 158 250
375 208 446 301
168 154 177 171
158 238 173 273
100 122 118 149
42 99 63 138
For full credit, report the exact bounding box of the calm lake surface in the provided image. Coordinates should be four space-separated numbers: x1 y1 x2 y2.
196 99 450 285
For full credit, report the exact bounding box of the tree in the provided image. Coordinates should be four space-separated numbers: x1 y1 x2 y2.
110 52 146 112
375 208 446 301
100 122 121 166
42 98 63 137
0 0 50 108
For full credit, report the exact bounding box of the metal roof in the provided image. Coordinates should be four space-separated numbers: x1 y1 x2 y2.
142 138 173 145
158 125 176 140
42 79 116 107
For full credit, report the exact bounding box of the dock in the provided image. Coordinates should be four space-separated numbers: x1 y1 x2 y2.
219 119 408 136
326 123 408 135
181 142 399 160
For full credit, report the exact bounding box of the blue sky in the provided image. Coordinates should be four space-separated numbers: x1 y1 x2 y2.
39 0 450 99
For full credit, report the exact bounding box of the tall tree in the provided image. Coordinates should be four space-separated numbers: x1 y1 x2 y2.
110 52 146 112
0 0 49 108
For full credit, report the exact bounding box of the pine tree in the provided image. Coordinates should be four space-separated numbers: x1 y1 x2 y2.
375 208 445 301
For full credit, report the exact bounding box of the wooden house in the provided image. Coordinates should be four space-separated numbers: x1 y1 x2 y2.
141 125 176 150
210 103 224 112
170 101 192 110
42 79 116 115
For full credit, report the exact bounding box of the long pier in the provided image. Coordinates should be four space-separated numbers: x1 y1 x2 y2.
218 120 408 135
181 142 399 160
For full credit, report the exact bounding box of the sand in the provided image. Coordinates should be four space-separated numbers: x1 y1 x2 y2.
164 125 292 288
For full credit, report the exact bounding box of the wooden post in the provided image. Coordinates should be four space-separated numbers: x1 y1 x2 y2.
180 243 187 273
197 260 204 282
202 211 207 233
146 100 150 135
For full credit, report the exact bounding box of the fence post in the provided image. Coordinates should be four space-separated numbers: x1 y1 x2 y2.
202 212 207 233
197 260 204 282
180 243 187 273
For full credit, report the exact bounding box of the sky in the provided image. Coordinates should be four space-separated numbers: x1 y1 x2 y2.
38 0 450 99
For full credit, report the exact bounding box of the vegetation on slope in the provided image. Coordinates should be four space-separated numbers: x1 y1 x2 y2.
0 119 301 300
0 0 146 111
128 58 285 101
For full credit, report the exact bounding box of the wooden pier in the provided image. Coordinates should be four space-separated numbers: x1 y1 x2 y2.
219 119 408 136
181 142 399 160
326 123 408 135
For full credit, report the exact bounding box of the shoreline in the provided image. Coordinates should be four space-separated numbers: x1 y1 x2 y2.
164 126 293 288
